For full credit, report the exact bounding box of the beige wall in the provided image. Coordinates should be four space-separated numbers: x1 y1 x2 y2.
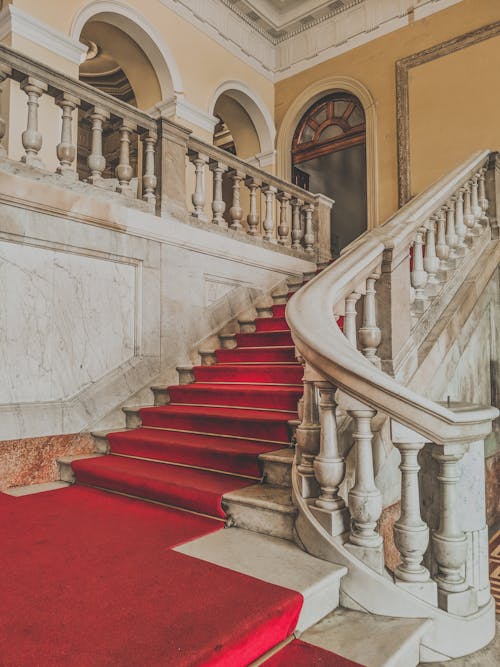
275 0 500 224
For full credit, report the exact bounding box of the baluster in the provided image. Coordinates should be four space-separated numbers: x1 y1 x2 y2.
471 174 482 231
262 185 277 241
391 422 437 603
142 129 157 207
346 404 384 574
210 160 228 228
245 177 260 235
229 169 244 231
411 228 428 314
435 207 450 280
190 152 209 220
303 203 315 254
87 106 110 185
295 367 320 498
55 93 79 179
115 120 136 196
291 197 304 249
423 217 440 297
344 291 361 347
0 64 12 157
358 273 381 367
431 443 478 614
277 191 291 245
20 77 48 168
311 381 349 535
454 188 467 257
445 197 458 268
463 182 475 243
478 167 489 226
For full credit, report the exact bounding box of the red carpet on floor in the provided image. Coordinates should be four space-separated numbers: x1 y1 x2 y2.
262 639 365 666
0 486 303 666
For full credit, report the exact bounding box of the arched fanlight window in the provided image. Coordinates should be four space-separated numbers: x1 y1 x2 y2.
292 92 366 165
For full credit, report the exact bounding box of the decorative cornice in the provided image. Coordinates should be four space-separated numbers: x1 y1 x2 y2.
0 5 87 65
152 94 218 135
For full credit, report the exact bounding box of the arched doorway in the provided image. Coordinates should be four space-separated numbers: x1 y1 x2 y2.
292 92 368 257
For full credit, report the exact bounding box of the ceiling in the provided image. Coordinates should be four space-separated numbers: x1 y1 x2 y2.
224 0 360 41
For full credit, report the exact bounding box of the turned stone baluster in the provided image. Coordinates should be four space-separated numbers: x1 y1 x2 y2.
311 381 349 536
411 228 428 314
391 421 437 604
435 207 450 280
295 365 321 498
55 93 79 179
431 443 478 614
345 403 384 574
142 130 157 207
344 292 361 347
471 174 482 232
262 185 277 241
445 197 458 268
277 192 291 245
463 182 475 243
478 167 489 226
454 188 467 257
245 177 260 235
190 152 209 220
20 77 48 168
229 170 244 231
210 160 228 228
115 120 136 196
303 203 315 254
0 64 12 157
423 217 440 297
291 197 304 249
87 106 110 184
359 273 381 367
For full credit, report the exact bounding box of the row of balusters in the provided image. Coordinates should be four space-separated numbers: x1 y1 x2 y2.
0 72 158 204
188 149 316 252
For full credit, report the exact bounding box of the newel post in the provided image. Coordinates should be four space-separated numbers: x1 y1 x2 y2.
313 193 334 263
155 117 192 220
376 247 412 376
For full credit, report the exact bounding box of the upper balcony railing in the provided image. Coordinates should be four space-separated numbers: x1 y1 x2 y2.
0 43 327 258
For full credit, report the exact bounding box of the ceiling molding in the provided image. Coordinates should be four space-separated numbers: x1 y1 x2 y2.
161 0 464 82
0 5 87 65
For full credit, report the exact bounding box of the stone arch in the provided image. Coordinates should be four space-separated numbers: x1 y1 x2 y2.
70 0 183 102
209 81 275 158
276 76 378 229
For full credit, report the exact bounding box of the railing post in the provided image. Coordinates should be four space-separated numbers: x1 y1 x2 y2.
291 197 304 249
229 169 244 231
142 129 157 208
245 177 261 235
0 63 12 157
277 191 291 245
210 160 229 228
20 77 48 168
87 106 110 185
156 118 192 220
262 184 277 241
310 380 349 536
55 93 79 179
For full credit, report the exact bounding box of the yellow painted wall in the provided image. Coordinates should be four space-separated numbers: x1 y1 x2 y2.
275 0 500 224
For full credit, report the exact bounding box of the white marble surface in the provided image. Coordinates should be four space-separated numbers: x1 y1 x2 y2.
0 240 136 403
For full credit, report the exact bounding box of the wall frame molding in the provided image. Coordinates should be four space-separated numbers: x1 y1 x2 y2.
396 19 500 206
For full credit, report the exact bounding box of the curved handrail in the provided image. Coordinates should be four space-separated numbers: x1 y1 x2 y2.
287 150 497 444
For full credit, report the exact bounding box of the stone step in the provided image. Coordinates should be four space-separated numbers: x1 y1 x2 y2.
271 291 288 305
175 527 347 634
299 608 431 667
91 429 129 453
259 448 294 487
4 481 70 496
222 482 297 541
122 405 146 429
57 454 103 483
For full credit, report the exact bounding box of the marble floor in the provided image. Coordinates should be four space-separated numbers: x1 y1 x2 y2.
422 620 499 666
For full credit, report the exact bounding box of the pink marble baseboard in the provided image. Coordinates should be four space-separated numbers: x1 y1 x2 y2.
379 501 401 573
0 433 96 491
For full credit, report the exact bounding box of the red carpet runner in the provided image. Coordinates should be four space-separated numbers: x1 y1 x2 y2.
71 300 305 518
262 639 365 666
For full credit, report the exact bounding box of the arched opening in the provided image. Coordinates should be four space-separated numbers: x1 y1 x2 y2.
292 92 367 257
213 93 261 159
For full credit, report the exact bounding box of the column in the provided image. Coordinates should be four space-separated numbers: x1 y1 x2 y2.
87 106 110 185
245 177 261 235
358 273 381 367
277 191 291 245
262 185 277 241
291 197 304 249
229 170 244 231
20 77 48 168
142 129 157 207
55 93 79 179
210 160 228 228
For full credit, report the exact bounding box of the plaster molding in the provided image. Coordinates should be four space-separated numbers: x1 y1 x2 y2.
0 5 87 65
276 75 378 229
154 95 218 135
396 18 500 206
247 150 276 169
